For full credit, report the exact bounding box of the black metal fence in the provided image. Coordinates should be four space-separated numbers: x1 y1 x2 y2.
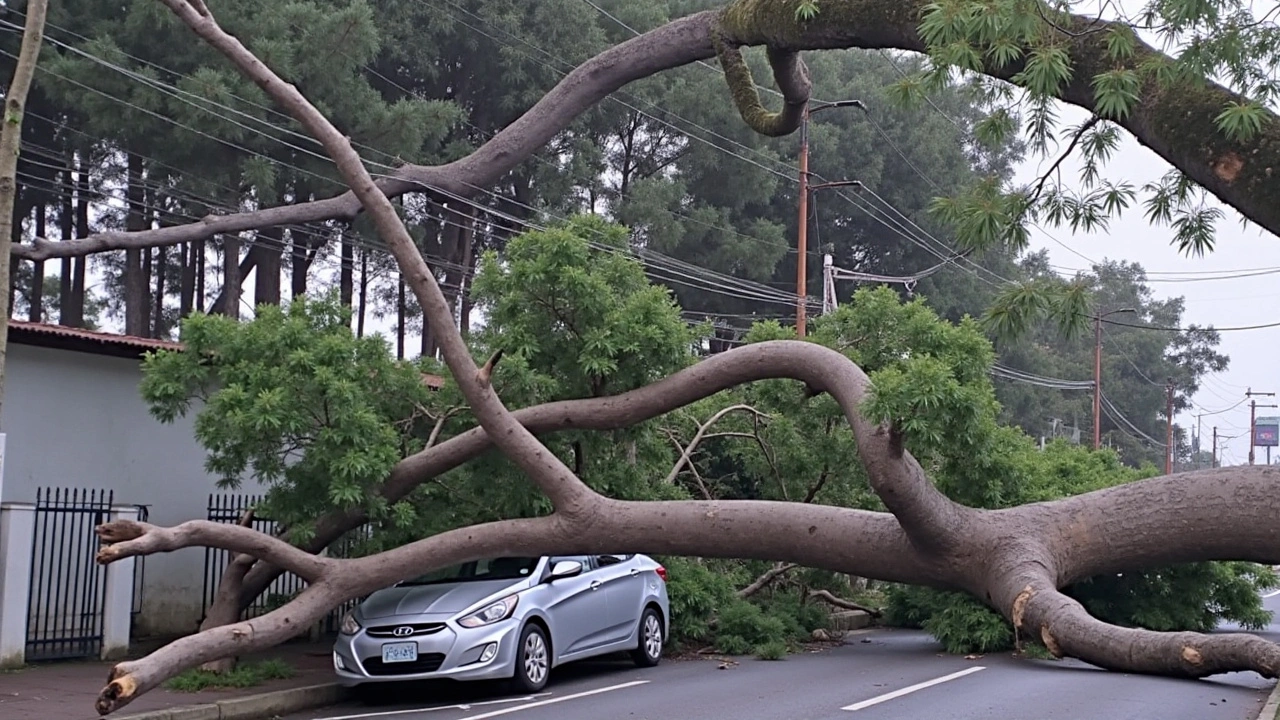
203 494 371 632
132 505 150 619
25 488 113 661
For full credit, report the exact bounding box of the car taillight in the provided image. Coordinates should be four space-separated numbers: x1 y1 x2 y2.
655 565 667 582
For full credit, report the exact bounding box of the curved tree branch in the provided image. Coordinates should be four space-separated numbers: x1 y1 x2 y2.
16 0 1280 263
665 403 768 485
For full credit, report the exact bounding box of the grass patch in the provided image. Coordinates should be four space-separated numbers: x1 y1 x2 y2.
164 659 294 692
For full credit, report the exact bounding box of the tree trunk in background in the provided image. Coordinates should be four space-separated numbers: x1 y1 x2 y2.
58 165 72 324
222 236 241 320
7 204 24 321
290 228 308 300
254 226 283 308
67 159 88 327
208 246 259 315
356 243 368 338
29 203 44 322
196 239 205 313
123 154 147 336
152 244 167 337
396 272 405 360
339 231 353 308
455 208 476 339
180 237 195 319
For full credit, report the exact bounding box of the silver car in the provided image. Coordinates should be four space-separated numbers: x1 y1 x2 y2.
332 554 669 693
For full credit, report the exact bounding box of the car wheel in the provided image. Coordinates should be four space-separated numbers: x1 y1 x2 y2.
511 623 551 693
630 607 663 667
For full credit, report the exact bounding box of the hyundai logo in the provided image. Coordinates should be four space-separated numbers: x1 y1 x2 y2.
392 626 415 637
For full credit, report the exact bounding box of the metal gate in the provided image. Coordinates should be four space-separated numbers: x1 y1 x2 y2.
203 494 370 629
25 488 113 661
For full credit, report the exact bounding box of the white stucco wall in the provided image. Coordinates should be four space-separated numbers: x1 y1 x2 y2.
0 342 254 637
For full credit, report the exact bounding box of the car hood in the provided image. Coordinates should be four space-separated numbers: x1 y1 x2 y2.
358 578 525 619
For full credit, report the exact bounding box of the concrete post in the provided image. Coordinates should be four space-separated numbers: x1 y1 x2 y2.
101 505 139 660
0 503 34 668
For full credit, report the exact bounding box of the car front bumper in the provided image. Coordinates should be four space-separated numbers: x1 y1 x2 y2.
332 618 521 686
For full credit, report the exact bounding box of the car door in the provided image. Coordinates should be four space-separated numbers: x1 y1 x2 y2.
538 555 613 660
592 554 646 644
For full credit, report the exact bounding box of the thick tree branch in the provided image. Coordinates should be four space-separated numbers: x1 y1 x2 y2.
18 1 1280 262
95 520 333 583
1010 577 1280 678
737 562 798 598
711 35 810 136
154 0 600 521
807 588 882 617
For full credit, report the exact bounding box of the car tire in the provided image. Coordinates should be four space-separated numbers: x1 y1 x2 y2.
630 607 663 667
511 623 551 693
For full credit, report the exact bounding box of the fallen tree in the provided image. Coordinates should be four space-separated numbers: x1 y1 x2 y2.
66 0 1280 714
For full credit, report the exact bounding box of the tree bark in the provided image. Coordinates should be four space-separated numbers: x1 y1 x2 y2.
28 202 44 322
221 236 240 320
58 164 72 323
67 157 89 327
290 228 307 300
0 0 47 425
254 226 282 308
207 244 260 315
338 230 353 308
123 154 148 336
356 242 368 337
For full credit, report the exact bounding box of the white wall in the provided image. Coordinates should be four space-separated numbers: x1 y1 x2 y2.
0 342 254 637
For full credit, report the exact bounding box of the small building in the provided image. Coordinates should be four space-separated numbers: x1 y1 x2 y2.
0 321 264 660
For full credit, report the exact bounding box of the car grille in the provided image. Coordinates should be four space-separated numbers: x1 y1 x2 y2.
362 653 447 676
366 622 447 638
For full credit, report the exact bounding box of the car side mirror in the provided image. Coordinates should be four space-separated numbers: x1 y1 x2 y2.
548 560 583 581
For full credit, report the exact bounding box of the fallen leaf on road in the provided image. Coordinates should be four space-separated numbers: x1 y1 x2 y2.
964 654 984 660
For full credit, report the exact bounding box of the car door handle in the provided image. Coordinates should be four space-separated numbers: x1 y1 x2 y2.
590 580 601 590
629 568 640 576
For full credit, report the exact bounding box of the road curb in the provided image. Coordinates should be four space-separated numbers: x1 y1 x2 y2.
114 683 350 720
1255 679 1280 720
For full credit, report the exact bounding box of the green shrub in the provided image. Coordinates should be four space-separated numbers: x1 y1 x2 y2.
661 557 740 645
755 640 789 660
884 586 1011 654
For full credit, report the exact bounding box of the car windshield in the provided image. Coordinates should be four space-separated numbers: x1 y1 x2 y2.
399 557 540 586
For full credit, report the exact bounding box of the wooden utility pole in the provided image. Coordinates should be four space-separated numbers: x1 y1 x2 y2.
1212 426 1218 468
1246 388 1276 465
796 106 809 337
1165 379 1174 475
794 99 862 338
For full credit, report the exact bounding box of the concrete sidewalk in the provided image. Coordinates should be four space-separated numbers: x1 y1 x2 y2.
0 640 341 720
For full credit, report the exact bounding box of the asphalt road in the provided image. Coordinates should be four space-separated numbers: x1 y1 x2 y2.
287 593 1280 720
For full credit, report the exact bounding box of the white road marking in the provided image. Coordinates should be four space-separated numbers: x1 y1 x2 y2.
841 666 987 712
463 680 650 719
1263 589 1280 598
313 694 550 720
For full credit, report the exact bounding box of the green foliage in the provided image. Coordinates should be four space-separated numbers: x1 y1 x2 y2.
164 659 294 692
661 557 742 646
885 586 1013 654
755 640 790 660
140 295 438 535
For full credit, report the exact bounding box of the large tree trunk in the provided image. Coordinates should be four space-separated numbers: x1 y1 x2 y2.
356 242 368 337
207 245 259 315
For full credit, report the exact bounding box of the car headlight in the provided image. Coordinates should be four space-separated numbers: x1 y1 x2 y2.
339 611 361 635
457 594 519 628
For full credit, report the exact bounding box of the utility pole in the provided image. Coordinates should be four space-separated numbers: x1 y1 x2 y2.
794 99 863 338
1246 388 1277 465
1092 308 1136 449
1212 426 1218 468
1165 379 1175 475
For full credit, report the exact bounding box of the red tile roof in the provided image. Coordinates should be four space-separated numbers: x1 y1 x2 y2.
8 320 447 388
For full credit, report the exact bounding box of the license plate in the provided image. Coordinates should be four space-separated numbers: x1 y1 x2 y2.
381 642 418 664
